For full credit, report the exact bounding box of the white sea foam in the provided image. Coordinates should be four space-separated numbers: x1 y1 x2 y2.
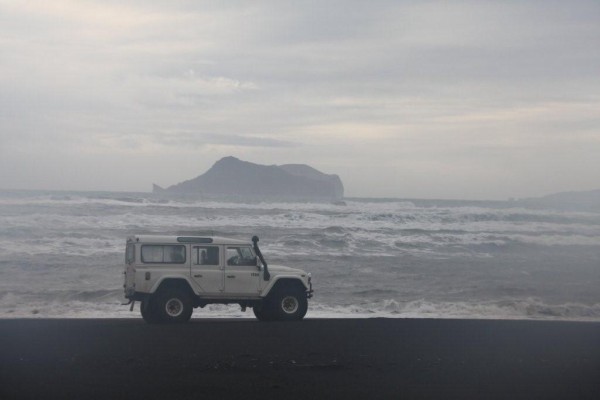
2 294 599 322
1 190 599 321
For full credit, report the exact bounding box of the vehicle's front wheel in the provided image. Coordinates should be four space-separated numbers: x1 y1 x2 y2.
272 287 308 321
253 303 276 321
154 289 193 323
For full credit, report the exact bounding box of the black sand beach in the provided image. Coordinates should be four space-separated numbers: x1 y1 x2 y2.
1 318 599 399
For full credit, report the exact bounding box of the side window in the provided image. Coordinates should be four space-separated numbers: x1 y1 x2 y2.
141 245 186 264
164 246 186 263
194 246 220 266
239 247 254 261
226 246 256 266
142 245 162 263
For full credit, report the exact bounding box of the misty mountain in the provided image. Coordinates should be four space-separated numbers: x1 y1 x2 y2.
153 156 344 202
522 189 600 211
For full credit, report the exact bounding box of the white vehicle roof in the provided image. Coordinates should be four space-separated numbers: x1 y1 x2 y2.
127 235 250 246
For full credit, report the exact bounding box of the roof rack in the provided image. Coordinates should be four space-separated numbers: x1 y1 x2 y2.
176 237 214 243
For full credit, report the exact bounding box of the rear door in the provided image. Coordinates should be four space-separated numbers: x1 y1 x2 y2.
124 242 136 295
190 245 223 295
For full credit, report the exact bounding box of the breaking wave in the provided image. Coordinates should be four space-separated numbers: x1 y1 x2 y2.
1 190 599 321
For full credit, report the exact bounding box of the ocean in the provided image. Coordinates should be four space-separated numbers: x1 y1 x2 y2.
0 189 598 320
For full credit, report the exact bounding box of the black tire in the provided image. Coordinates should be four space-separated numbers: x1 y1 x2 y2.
271 287 308 321
140 297 161 324
154 289 193 323
252 302 277 321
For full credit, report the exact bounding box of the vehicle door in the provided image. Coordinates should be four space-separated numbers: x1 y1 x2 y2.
190 245 223 295
223 245 260 296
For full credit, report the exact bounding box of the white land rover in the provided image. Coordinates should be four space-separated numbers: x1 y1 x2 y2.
123 235 313 323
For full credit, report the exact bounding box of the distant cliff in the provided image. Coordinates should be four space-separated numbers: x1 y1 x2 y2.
153 156 344 202
521 189 600 211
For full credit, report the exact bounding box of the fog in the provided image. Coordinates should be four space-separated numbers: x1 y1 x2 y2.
1 0 599 199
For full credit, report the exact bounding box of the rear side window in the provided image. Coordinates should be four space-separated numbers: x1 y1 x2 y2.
193 246 220 266
141 245 186 264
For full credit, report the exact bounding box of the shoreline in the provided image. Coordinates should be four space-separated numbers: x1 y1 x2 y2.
0 314 600 324
1 318 599 399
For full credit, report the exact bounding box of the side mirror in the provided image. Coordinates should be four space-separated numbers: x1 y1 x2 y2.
256 257 261 270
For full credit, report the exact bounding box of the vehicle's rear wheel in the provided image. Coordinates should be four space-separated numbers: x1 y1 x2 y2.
140 298 161 324
272 287 308 321
154 289 193 323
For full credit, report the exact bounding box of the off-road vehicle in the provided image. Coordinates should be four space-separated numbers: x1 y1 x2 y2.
123 235 313 323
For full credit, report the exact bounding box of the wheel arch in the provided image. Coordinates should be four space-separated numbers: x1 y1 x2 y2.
262 276 308 298
151 277 196 297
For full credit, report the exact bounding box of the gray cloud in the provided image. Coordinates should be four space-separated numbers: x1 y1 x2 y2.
155 132 296 148
0 0 599 198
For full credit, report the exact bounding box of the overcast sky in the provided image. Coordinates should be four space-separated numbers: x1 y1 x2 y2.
1 0 598 199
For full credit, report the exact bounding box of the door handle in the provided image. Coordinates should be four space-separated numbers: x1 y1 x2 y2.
227 275 236 279
193 274 202 278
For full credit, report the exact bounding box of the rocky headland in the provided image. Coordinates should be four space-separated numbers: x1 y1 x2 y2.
153 156 344 202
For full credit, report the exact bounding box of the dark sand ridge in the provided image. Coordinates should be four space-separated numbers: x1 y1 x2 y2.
1 318 599 399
